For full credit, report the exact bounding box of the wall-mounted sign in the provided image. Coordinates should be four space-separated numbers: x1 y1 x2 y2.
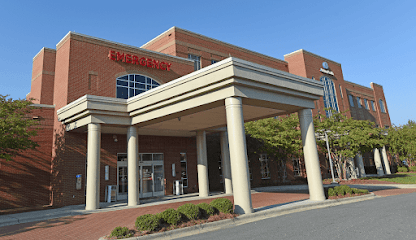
320 68 334 76
108 50 172 71
322 62 329 69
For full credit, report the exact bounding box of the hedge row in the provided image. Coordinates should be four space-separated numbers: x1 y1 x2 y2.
133 198 233 232
328 185 369 197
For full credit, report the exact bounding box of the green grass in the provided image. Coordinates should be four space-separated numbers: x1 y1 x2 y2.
363 174 416 184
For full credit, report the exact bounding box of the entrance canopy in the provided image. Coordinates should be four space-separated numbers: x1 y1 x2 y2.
57 57 323 135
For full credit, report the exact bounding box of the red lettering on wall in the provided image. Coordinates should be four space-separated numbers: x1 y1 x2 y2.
160 62 166 70
117 52 125 62
125 54 132 63
109 50 172 71
139 57 146 66
108 50 116 60
153 60 159 69
132 55 139 65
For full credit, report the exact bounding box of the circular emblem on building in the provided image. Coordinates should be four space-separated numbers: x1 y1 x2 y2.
322 62 329 69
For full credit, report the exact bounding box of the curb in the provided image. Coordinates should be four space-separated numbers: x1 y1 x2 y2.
100 193 376 240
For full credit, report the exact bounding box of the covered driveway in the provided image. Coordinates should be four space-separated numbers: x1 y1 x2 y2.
57 57 325 214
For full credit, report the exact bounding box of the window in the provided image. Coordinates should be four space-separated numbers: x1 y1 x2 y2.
320 77 339 117
370 100 375 111
339 84 343 98
348 95 354 107
259 154 270 179
364 99 369 110
211 59 218 64
116 74 160 99
356 97 362 108
180 153 188 188
379 99 386 113
293 157 301 177
188 54 201 71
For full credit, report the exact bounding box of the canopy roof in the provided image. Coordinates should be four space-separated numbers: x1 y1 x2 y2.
57 57 323 136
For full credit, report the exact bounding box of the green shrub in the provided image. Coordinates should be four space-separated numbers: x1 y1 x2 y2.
328 188 336 197
210 198 233 214
398 166 409 172
409 166 416 172
345 186 353 195
333 186 345 196
352 188 369 194
177 203 200 220
109 226 133 239
196 202 215 217
159 208 181 225
135 214 160 232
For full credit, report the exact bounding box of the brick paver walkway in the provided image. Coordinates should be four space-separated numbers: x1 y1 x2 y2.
1 188 415 240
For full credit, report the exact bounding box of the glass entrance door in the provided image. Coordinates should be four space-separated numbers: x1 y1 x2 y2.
117 153 164 200
117 164 128 200
153 163 164 197
139 160 164 198
141 164 153 198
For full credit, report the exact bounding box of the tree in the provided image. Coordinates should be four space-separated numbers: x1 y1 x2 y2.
314 110 386 179
245 114 302 160
387 120 416 166
0 95 39 161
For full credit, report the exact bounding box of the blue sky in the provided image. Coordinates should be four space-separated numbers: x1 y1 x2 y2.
0 1 414 125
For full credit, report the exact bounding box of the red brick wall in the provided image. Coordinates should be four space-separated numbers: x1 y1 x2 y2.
0 107 54 210
371 83 392 127
143 28 289 72
65 35 194 104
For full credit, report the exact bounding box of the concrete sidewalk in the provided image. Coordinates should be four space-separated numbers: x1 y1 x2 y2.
1 183 415 240
2 183 415 228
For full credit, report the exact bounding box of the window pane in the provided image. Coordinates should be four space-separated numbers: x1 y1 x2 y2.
357 97 361 108
371 101 376 111
142 154 152 161
153 154 163 160
118 75 128 80
135 89 144 95
151 80 159 86
135 75 145 83
116 86 128 99
129 75 134 81
117 80 128 86
129 88 134 98
379 100 386 113
348 95 354 107
129 82 134 87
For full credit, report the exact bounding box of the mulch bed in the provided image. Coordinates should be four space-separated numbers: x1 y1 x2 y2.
105 212 237 239
327 192 369 200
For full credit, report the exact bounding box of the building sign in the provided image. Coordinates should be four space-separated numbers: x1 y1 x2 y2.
320 68 334 76
108 50 172 71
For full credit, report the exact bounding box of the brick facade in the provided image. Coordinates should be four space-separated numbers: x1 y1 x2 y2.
1 27 392 210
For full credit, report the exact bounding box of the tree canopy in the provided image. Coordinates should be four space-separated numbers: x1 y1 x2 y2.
0 95 39 161
245 114 302 160
314 110 386 178
387 120 416 165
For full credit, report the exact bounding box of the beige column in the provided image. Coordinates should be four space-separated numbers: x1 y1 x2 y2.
225 97 253 214
381 146 391 175
86 123 101 210
355 153 366 178
298 109 325 201
220 131 233 194
196 131 209 197
127 126 139 206
374 148 384 176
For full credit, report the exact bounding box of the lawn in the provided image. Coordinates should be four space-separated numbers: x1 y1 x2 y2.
363 174 416 184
